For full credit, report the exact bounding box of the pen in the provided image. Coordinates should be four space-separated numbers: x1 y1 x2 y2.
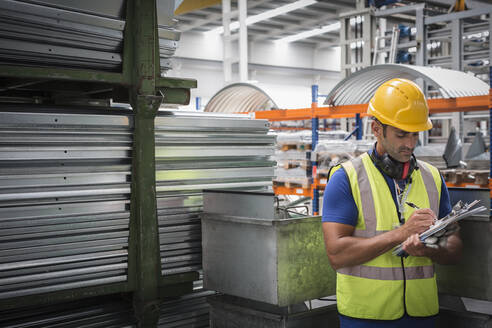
406 201 420 209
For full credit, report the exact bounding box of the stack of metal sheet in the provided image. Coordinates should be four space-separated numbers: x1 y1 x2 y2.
0 105 132 300
154 111 275 276
158 290 215 327
0 295 136 327
0 0 180 74
0 0 125 71
157 0 180 76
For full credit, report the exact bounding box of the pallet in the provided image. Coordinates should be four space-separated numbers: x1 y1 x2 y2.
278 159 311 170
279 143 312 152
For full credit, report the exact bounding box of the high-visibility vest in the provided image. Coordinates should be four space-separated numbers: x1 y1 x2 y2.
333 152 442 320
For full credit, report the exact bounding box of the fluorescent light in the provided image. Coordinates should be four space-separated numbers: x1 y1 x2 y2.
207 0 317 34
274 22 340 43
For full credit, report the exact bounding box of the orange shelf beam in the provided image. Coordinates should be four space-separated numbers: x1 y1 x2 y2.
428 95 489 113
253 95 489 121
273 186 312 197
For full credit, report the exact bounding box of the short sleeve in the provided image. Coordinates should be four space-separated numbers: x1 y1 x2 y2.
438 174 452 219
322 167 358 226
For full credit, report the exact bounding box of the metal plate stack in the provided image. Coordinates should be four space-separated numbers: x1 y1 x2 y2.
0 0 180 74
154 111 275 276
0 295 136 327
158 290 215 328
0 0 125 71
0 105 132 300
157 0 181 76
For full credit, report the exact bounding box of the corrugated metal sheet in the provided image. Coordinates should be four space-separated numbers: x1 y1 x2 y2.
205 84 276 113
0 105 132 299
0 0 179 74
204 83 311 113
323 64 490 106
155 111 275 276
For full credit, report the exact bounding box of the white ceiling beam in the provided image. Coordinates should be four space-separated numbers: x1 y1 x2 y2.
252 11 339 41
275 22 341 43
179 0 269 32
208 0 318 34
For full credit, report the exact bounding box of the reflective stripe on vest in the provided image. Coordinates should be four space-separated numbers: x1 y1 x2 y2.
338 264 435 280
340 155 441 238
336 153 442 320
418 159 440 215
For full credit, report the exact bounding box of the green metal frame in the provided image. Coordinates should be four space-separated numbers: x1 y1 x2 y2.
0 0 197 326
0 65 126 84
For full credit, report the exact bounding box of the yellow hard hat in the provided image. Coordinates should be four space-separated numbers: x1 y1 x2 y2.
368 78 432 132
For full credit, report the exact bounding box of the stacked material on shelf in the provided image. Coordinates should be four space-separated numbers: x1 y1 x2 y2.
414 143 490 171
0 295 136 327
0 0 180 74
466 152 490 170
274 131 312 188
158 289 215 328
414 144 447 169
155 111 275 276
273 131 350 189
440 168 489 186
414 143 489 183
0 0 125 71
156 0 180 76
0 106 273 300
313 139 373 186
427 18 490 82
0 105 132 300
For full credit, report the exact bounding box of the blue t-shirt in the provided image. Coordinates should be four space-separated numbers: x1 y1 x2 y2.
322 153 451 328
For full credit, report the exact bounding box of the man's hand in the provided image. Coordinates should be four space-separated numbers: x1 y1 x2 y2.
402 233 429 257
400 209 436 239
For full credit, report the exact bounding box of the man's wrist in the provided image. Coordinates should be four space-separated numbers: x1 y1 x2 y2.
395 225 409 243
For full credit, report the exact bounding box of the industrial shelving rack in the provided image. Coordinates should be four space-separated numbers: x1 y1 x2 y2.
340 3 492 140
256 84 491 216
0 1 197 326
258 2 492 217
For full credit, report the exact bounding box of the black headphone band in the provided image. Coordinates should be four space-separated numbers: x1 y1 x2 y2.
369 145 418 180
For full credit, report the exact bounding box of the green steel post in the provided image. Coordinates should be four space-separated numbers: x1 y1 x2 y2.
127 0 161 326
132 95 161 327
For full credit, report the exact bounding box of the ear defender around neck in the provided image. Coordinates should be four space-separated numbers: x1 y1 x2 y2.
369 148 418 180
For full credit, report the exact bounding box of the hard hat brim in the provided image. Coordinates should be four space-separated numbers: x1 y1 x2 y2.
374 115 433 132
391 119 433 132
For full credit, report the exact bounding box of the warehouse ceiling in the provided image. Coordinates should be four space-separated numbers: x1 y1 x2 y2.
175 0 354 46
175 0 492 46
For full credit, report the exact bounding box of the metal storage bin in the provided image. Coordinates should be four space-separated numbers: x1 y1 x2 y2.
202 190 336 307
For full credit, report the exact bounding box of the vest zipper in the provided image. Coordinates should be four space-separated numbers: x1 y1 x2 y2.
401 257 407 315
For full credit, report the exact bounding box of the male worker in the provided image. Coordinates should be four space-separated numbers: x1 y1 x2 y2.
322 78 462 328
